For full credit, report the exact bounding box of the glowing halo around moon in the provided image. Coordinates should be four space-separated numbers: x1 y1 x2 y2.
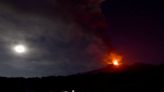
13 44 27 54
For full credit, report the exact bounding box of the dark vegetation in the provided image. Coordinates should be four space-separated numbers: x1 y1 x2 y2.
0 64 164 92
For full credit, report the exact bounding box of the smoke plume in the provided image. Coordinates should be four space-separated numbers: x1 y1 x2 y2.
0 0 113 77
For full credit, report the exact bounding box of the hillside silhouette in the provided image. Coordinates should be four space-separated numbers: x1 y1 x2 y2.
0 63 164 92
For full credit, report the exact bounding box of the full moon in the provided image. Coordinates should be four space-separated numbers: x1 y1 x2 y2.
13 44 27 54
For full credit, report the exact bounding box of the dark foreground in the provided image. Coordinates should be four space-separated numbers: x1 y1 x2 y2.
0 64 164 92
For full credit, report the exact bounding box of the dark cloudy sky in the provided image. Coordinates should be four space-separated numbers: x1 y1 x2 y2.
0 0 164 77
0 0 111 77
102 0 164 64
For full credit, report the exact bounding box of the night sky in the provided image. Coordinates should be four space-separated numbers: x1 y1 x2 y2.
0 0 164 77
0 0 111 77
102 0 164 64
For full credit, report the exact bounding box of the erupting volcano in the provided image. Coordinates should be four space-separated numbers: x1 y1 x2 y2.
104 53 123 66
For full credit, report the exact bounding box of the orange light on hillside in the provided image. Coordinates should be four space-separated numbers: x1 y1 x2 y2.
113 59 119 66
104 53 122 66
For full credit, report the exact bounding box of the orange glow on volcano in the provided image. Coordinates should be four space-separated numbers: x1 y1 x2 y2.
104 53 122 66
113 59 119 66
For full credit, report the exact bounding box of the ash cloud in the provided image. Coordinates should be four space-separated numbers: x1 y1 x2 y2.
0 0 111 77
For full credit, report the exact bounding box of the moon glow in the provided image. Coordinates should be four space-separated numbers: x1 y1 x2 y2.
13 44 27 54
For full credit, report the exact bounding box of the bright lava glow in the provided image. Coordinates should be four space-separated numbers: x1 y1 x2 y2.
104 53 122 66
13 45 27 54
113 59 119 66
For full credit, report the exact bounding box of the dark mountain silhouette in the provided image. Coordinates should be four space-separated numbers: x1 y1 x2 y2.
0 63 164 92
74 62 156 76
